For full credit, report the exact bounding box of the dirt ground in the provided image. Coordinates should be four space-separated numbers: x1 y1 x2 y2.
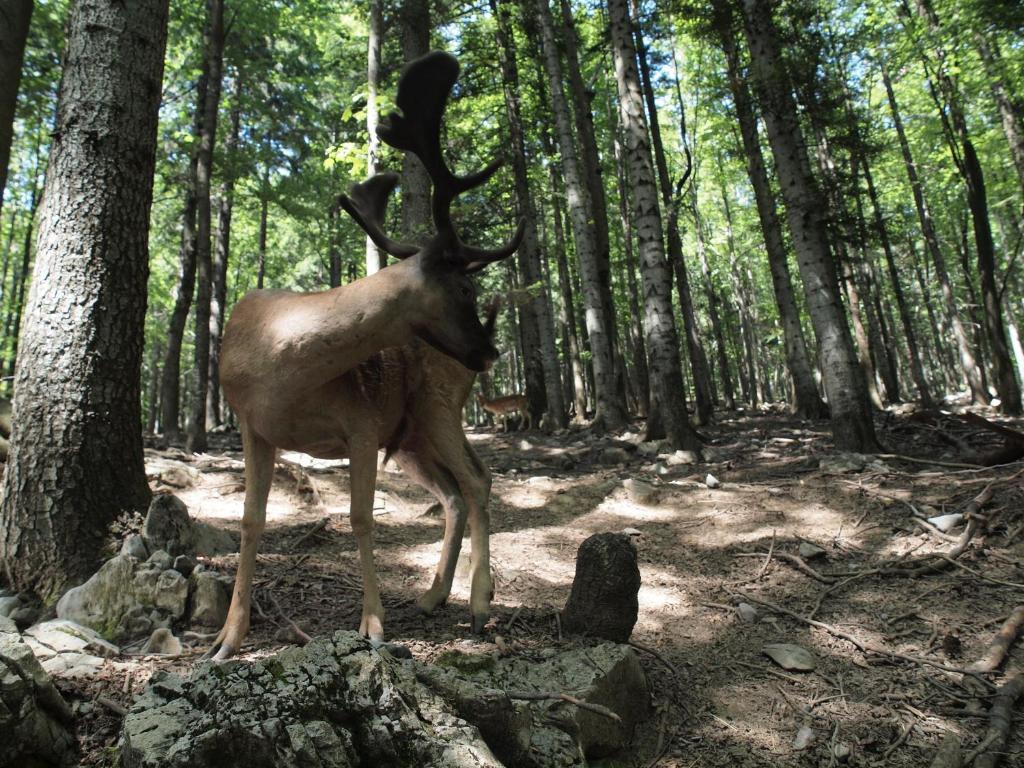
65 405 1024 767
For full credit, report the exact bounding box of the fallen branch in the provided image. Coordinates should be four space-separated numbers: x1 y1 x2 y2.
734 551 835 584
968 607 1024 673
629 639 680 677
757 530 777 580
266 590 312 645
970 670 1023 768
288 517 330 552
506 690 622 723
96 696 128 717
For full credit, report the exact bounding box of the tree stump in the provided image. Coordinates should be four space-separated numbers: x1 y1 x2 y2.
562 532 640 642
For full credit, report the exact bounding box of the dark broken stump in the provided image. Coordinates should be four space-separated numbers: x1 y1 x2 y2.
562 532 640 642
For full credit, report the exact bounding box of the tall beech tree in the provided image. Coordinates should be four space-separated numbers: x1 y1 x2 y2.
740 0 877 451
0 0 169 598
0 0 34 219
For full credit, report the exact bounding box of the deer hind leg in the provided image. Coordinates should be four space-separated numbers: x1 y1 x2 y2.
394 449 468 615
348 441 385 642
454 438 493 632
208 423 275 660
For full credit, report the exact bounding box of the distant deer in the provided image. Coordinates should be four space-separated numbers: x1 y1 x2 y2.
208 51 524 659
476 392 532 432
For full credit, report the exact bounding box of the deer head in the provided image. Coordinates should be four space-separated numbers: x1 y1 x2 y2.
338 51 524 373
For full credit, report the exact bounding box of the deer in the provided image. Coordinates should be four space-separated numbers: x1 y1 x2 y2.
475 392 532 432
207 51 524 660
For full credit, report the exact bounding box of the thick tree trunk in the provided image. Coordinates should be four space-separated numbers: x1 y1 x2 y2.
882 63 988 405
0 0 33 220
493 0 565 428
187 0 225 454
207 78 240 428
740 0 877 451
535 0 626 431
0 0 167 599
364 0 385 274
715 12 826 418
399 0 431 243
607 0 699 451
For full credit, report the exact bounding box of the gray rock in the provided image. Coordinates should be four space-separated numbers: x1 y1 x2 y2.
736 603 758 623
147 549 174 571
41 651 107 678
623 478 658 505
762 643 816 672
121 533 149 560
0 615 76 766
189 570 231 627
702 446 723 462
705 473 721 489
599 447 632 465
928 513 964 532
8 603 39 629
819 453 867 474
664 450 699 466
55 554 189 640
0 594 22 617
25 619 120 658
120 632 503 768
798 542 827 560
192 520 236 556
143 494 196 557
637 440 671 458
173 554 197 577
142 628 183 656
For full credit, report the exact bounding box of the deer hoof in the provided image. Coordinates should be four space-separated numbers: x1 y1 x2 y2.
370 639 412 659
203 640 236 661
471 613 489 634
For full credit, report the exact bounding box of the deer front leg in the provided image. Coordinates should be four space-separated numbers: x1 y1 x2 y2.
461 441 493 633
348 442 385 642
208 425 275 660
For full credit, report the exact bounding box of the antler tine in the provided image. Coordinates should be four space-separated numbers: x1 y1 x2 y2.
463 218 527 274
337 172 419 259
377 51 507 240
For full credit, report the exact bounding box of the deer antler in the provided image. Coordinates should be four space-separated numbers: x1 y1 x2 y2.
336 173 419 259
377 51 524 266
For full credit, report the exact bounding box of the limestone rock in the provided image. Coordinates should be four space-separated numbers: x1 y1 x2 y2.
142 628 183 656
121 533 150 560
55 554 189 640
120 632 502 768
173 554 197 577
623 478 658 505
192 520 236 556
664 450 698 467
562 533 640 643
143 494 196 557
705 473 721 489
24 619 120 658
189 570 232 627
0 594 22 617
762 643 816 672
0 616 76 766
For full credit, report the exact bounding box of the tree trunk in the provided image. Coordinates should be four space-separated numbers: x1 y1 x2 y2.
1 150 40 380
186 0 225 454
399 0 431 243
973 32 1024 204
882 62 988 405
493 0 565 429
0 0 167 599
607 0 699 451
0 0 33 220
257 190 268 288
365 0 385 274
914 0 1020 414
557 0 627 412
208 73 240 429
715 10 826 418
740 0 877 451
535 0 626 431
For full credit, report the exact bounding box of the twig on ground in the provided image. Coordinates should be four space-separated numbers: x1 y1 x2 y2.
96 696 128 717
938 557 1024 590
506 690 621 722
629 639 680 677
734 551 835 583
969 670 1023 768
757 530 777 580
968 607 1024 675
266 590 312 645
505 604 524 634
876 453 983 469
288 517 330 552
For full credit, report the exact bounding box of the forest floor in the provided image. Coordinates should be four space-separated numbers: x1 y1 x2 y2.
65 404 1024 767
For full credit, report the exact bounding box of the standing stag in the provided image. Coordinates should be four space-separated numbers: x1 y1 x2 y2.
208 51 524 659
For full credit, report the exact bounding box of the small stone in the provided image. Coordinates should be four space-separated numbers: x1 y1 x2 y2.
159 466 195 489
702 447 723 462
623 478 658 504
172 554 197 577
928 513 963 532
25 619 120 658
146 549 173 571
649 462 671 476
763 643 816 672
120 533 149 560
143 494 196 557
517 439 533 451
798 542 826 560
736 603 758 623
41 651 106 678
142 628 182 656
793 725 815 750
637 440 671 458
621 527 642 537
9 605 38 629
600 447 632 465
833 742 852 762
665 450 698 466
819 453 866 473
189 570 231 627
705 473 720 489
0 595 22 617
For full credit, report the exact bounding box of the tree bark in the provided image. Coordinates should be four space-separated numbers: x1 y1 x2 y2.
740 0 877 451
399 0 431 243
0 0 33 221
257 188 268 289
365 0 385 274
535 0 626 431
187 0 225 454
882 62 988 405
493 0 565 429
0 0 167 599
974 31 1024 206
607 0 699 451
714 10 826 419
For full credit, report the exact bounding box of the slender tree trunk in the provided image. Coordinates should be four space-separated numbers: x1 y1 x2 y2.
365 0 385 274
720 178 761 406
0 0 33 221
714 10 826 418
186 0 225 454
607 0 699 450
147 342 162 435
882 62 988 405
208 72 240 429
535 0 626 430
914 0 1020 413
257 190 268 289
0 0 167 599
973 32 1024 203
740 0 877 451
1 145 40 379
399 0 431 243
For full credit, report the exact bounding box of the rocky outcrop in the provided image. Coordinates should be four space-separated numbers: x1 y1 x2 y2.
0 616 76 767
121 632 648 768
